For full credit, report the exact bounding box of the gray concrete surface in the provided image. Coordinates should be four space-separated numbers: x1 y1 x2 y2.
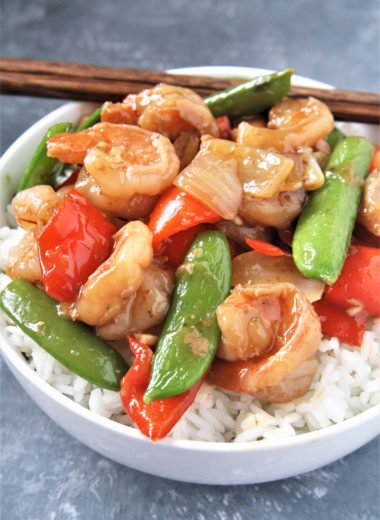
1 0 379 518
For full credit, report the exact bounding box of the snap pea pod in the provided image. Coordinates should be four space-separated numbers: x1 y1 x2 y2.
293 136 374 284
204 69 294 118
17 122 73 192
144 231 231 402
0 280 128 390
77 106 102 131
325 127 345 151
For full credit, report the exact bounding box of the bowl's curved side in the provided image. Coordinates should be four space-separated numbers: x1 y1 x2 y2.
2 346 379 485
0 101 97 226
0 67 379 485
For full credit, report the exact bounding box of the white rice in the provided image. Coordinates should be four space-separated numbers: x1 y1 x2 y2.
1 225 379 442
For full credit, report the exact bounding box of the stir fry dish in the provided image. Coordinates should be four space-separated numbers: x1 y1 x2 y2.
1 69 379 441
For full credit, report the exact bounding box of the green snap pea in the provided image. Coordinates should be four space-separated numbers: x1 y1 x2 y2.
204 69 294 118
17 122 73 192
325 127 345 151
144 231 232 402
293 136 374 284
0 280 128 390
77 106 102 131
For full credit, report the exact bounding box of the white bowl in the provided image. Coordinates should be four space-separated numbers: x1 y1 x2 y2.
0 67 379 485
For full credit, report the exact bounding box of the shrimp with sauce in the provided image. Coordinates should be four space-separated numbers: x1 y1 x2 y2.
209 283 322 402
97 262 175 340
102 84 218 140
47 123 180 199
357 169 380 237
70 221 153 327
12 185 61 231
6 232 42 283
75 168 158 220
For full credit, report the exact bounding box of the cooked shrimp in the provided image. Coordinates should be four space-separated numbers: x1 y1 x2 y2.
216 288 281 361
208 283 322 400
12 186 61 231
97 263 174 340
75 168 158 220
101 95 138 125
232 251 325 303
238 189 306 229
254 358 318 403
6 232 42 283
70 221 153 326
47 123 179 199
237 97 334 152
135 84 218 140
358 170 380 237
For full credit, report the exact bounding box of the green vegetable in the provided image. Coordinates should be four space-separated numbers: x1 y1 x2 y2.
0 280 128 390
17 122 73 192
144 231 232 402
293 136 374 284
325 127 345 151
204 69 294 118
77 106 102 131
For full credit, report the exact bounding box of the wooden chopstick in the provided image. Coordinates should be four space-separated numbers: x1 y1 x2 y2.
1 57 379 124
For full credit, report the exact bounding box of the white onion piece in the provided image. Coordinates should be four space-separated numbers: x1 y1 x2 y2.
303 154 325 190
174 149 242 220
232 251 325 302
201 137 295 199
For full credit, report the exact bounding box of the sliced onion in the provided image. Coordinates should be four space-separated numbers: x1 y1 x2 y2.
232 251 325 302
201 137 294 199
302 153 325 190
280 151 325 191
236 147 294 198
280 153 304 191
174 149 242 220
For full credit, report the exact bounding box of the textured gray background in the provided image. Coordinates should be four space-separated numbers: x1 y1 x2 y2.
1 0 379 518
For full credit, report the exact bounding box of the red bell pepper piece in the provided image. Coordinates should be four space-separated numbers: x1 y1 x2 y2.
148 186 220 249
120 337 202 440
216 116 232 140
313 299 367 347
38 189 116 302
162 224 209 267
245 238 291 257
369 145 380 173
324 244 380 317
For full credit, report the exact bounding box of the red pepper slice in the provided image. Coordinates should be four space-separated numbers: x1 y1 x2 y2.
324 244 380 317
148 186 220 249
216 115 232 140
369 145 380 173
38 189 116 302
120 337 202 440
245 238 291 257
162 224 209 267
313 299 367 347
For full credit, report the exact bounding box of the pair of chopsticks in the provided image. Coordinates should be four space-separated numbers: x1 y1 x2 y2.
0 57 379 124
